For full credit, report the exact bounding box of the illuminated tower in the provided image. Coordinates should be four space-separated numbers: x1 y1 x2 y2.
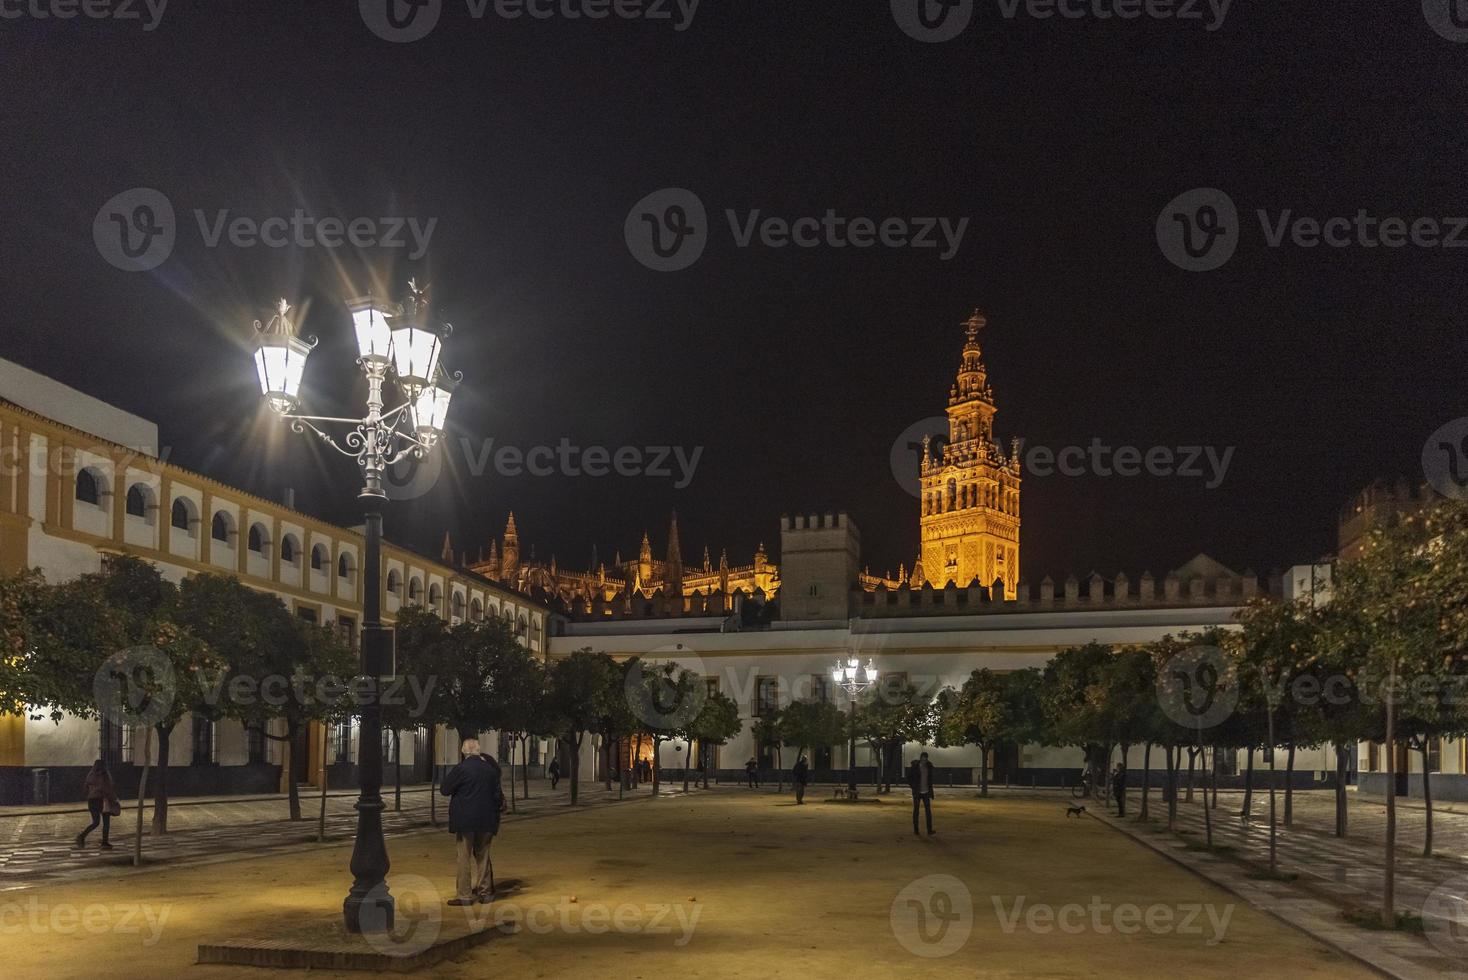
665 512 684 596
501 512 520 582
916 311 1022 595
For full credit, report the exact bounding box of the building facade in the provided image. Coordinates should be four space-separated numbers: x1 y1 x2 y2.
0 357 551 805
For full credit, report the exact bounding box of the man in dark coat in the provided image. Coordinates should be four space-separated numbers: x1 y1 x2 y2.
440 738 505 905
548 757 561 790
1111 763 1128 818
907 751 936 836
792 755 810 805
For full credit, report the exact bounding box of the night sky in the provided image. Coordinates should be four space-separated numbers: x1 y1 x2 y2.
3 2 1465 586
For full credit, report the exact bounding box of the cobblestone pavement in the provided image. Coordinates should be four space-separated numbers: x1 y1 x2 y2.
0 779 688 891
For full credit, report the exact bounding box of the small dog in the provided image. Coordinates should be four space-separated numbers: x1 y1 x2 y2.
1066 804 1087 818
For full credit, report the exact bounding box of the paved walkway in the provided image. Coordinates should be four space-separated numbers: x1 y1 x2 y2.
0 778 689 891
1085 788 1468 978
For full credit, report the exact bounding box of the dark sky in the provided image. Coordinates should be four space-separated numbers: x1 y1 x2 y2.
3 1 1465 585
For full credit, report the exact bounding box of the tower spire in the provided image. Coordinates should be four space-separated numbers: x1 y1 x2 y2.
666 511 684 596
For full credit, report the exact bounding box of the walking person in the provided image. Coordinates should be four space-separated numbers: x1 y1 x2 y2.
1111 763 1127 818
792 755 809 805
440 739 506 906
744 757 759 789
75 759 117 850
907 751 936 837
548 757 561 790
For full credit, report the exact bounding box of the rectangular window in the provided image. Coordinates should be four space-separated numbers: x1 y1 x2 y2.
1428 738 1442 773
810 675 831 704
1368 742 1381 772
754 676 779 717
337 616 357 650
191 715 216 765
247 725 266 764
335 721 353 765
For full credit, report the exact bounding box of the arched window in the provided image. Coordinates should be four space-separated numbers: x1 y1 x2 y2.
171 498 192 531
516 614 528 638
211 512 231 543
338 553 353 579
75 468 101 505
387 569 402 594
248 523 266 553
470 597 483 622
428 583 443 608
408 577 422 602
281 535 298 564
125 484 148 518
311 544 327 571
451 592 466 619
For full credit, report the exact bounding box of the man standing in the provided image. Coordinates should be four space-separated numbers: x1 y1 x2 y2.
792 755 809 805
548 757 561 790
907 751 936 836
440 739 505 906
1111 763 1127 818
745 757 759 789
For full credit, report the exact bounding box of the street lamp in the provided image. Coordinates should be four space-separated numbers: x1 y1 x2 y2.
831 654 878 798
252 281 458 934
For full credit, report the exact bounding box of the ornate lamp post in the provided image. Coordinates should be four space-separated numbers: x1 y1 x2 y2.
253 280 458 934
831 654 878 798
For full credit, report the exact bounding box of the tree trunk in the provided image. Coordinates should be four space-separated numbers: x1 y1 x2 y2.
286 719 303 821
134 727 153 868
1267 715 1277 875
317 722 328 843
603 736 613 792
979 742 989 797
393 729 402 812
1202 744 1214 848
429 726 438 828
508 735 518 813
683 741 692 793
1383 658 1397 928
1165 745 1178 830
570 735 582 805
1334 743 1348 838
522 736 530 801
1421 741 1434 858
1140 743 1152 820
1185 747 1197 802
1240 746 1255 818
1210 748 1219 808
1284 740 1295 828
150 722 173 835
653 737 662 794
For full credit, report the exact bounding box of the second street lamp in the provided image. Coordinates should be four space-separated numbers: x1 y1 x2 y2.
831 654 878 798
252 282 458 934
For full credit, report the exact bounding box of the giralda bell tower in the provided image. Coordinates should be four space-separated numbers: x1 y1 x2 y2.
916 310 1022 595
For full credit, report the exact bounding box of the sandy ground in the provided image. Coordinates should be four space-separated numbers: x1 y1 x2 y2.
1 790 1374 979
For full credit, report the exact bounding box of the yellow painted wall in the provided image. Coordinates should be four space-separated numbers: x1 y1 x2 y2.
0 713 24 766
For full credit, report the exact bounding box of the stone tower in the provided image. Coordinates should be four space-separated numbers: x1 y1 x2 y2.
665 512 684 596
779 512 861 621
916 311 1021 595
501 512 520 583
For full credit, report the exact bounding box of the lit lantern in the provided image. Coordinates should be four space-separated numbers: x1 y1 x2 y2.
348 296 394 365
411 372 454 447
253 299 314 413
